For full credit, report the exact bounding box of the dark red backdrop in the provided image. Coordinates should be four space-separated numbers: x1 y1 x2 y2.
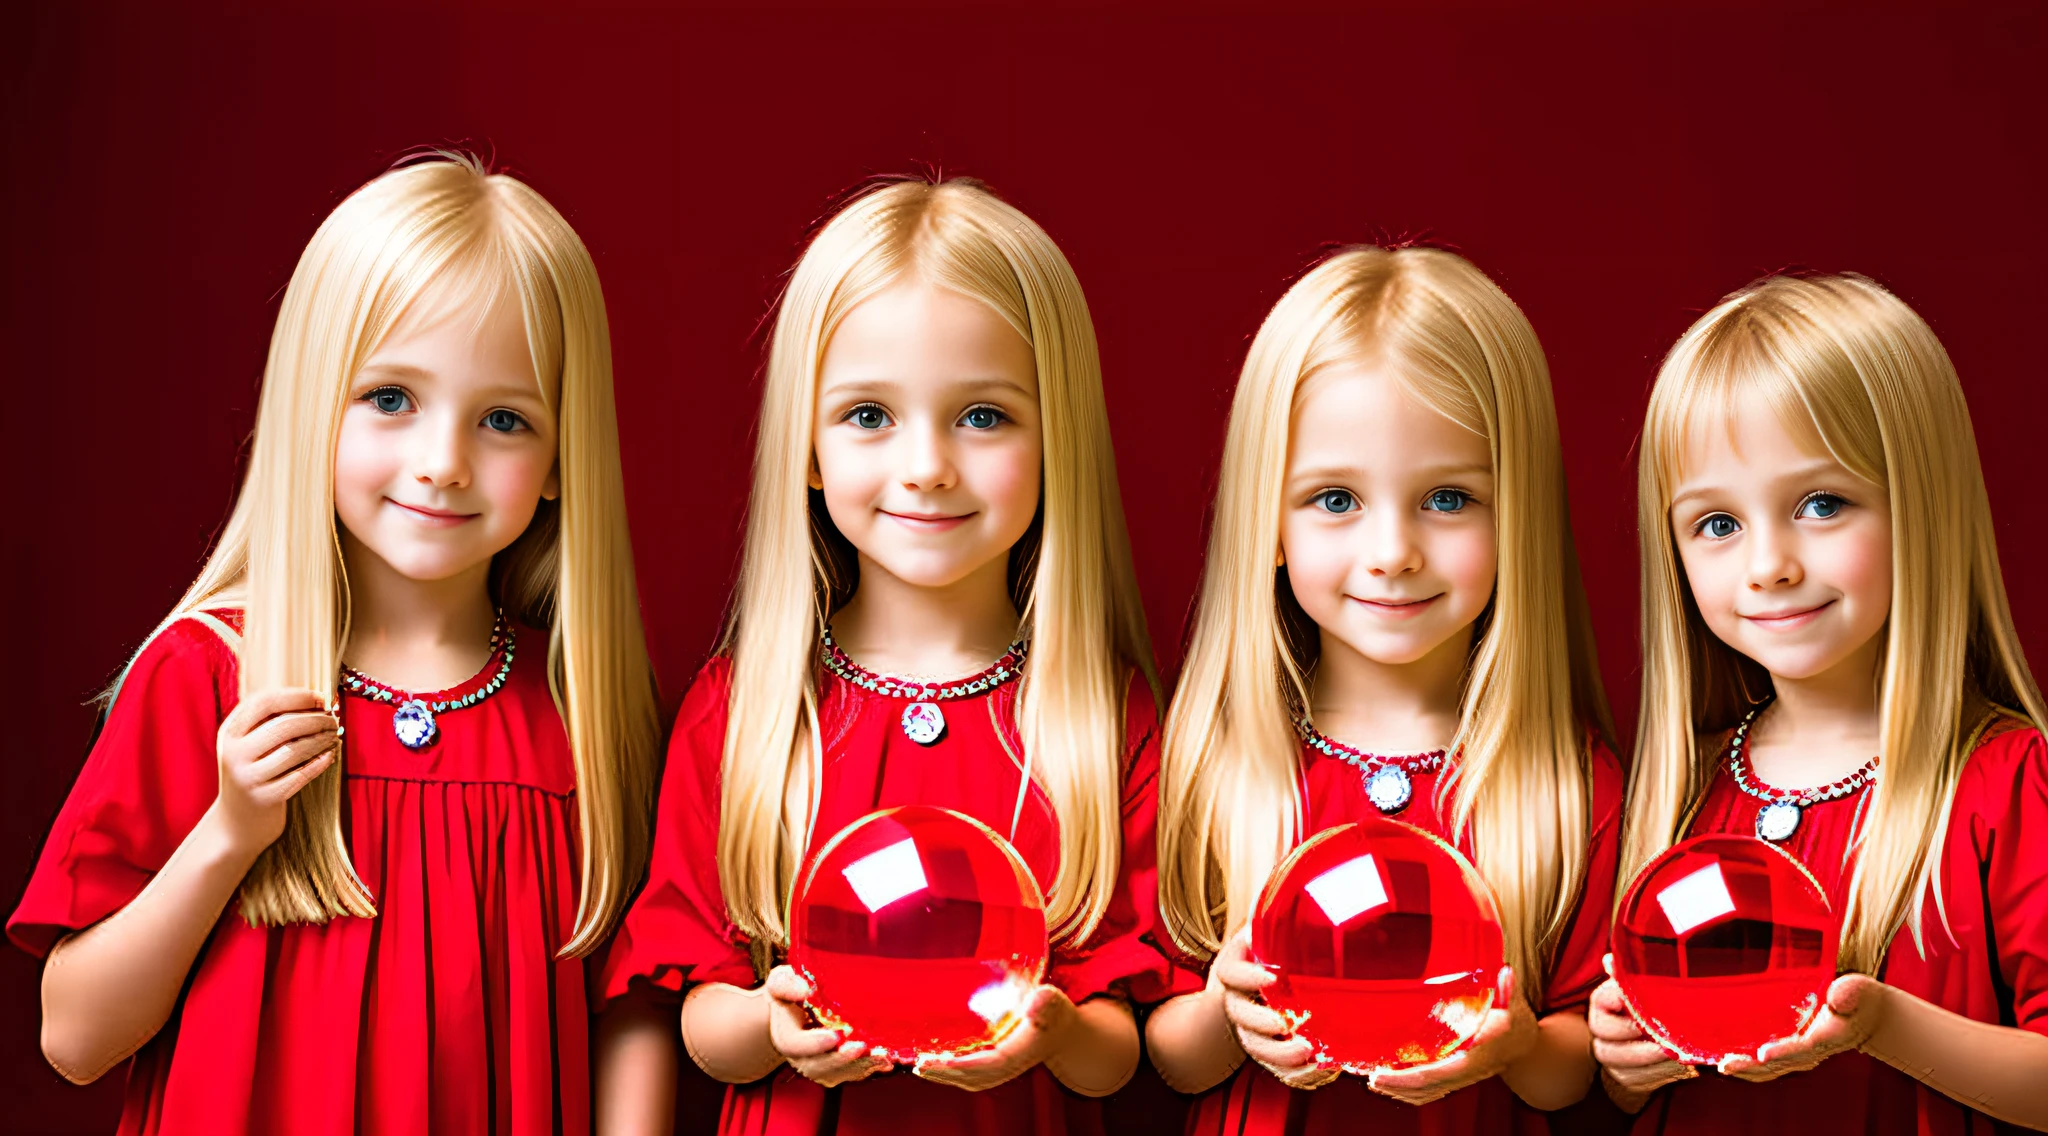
5 2 2043 1132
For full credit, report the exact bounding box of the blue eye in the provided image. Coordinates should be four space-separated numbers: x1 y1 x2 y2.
484 409 525 433
1797 493 1845 520
1424 489 1470 513
1698 514 1741 539
850 405 890 430
367 387 412 414
962 406 1003 430
1314 489 1358 514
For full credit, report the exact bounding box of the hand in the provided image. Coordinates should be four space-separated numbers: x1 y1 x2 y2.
1588 954 1695 1110
764 966 892 1087
914 985 1077 1092
1368 966 1536 1106
212 688 341 853
1718 973 1887 1083
1213 928 1339 1090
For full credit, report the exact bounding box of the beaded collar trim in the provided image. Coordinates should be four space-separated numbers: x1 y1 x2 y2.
339 611 517 750
817 625 1027 702
1295 718 1448 815
1723 704 1880 842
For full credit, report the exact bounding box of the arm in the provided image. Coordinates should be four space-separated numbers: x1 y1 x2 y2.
1499 1010 1596 1110
40 689 337 1083
1145 986 1246 1094
594 988 678 1136
682 968 891 1088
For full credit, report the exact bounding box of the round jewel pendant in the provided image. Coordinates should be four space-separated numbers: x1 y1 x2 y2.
1364 765 1413 814
1755 800 1802 842
392 699 439 750
901 702 947 746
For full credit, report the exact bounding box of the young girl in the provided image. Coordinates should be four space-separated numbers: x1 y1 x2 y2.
1146 246 1623 1133
591 178 1174 1135
8 155 661 1135
1591 273 2048 1133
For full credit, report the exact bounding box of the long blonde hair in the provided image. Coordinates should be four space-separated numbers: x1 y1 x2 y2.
718 178 1155 954
138 154 660 956
1156 247 1611 1006
1627 272 2043 972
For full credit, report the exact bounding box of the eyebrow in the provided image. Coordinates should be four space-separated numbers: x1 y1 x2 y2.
1286 461 1494 483
351 363 548 403
821 376 1036 400
1669 459 1857 510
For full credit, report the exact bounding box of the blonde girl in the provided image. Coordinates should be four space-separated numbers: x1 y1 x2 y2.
7 154 661 1135
1146 246 1623 1133
1589 273 2048 1134
592 177 1175 1136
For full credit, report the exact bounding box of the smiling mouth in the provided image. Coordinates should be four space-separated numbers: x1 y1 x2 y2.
388 499 479 526
1741 600 1834 628
1351 595 1441 617
881 509 974 531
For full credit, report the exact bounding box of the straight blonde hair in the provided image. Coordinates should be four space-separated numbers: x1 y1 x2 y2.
1626 272 2044 972
1156 247 1612 1007
135 154 661 956
718 178 1155 955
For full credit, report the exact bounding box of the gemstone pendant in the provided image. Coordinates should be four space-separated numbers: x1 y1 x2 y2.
901 702 946 746
1755 800 1802 842
393 699 439 750
1364 764 1413 814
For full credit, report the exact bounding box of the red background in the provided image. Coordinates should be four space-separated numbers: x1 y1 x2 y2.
4 2 2043 1131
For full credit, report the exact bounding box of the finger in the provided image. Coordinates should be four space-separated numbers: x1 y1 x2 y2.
764 967 813 1004
1496 966 1516 1008
1587 1007 1647 1043
247 730 341 783
1593 1037 1679 1070
1222 992 1293 1039
223 689 329 735
1213 957 1277 995
774 1025 849 1060
1242 1032 1315 1071
1461 1008 1514 1050
1282 1065 1341 1091
241 709 343 761
1588 979 1630 1017
260 750 336 802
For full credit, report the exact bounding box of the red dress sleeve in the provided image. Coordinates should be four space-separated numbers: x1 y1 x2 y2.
1536 737 1625 1017
1044 677 1197 1005
595 658 758 1006
8 617 239 957
1964 722 2048 1037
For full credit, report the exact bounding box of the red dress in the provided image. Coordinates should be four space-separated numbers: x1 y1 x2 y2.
9 612 591 1136
1626 713 2048 1136
598 657 1177 1136
1181 737 1626 1136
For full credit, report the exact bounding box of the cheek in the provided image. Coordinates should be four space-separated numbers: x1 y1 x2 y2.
332 418 395 508
1279 519 1348 610
476 444 556 517
1816 523 1894 619
1431 526 1498 604
813 438 885 523
966 441 1042 519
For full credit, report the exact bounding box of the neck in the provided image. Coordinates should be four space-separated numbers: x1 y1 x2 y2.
1745 634 1885 787
1308 624 1472 754
831 553 1021 677
339 531 499 689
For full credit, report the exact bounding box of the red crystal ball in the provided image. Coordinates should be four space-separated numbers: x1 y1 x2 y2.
1611 834 1837 1065
788 805 1049 1060
1250 819 1505 1073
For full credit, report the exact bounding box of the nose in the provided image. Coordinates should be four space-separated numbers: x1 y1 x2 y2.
898 416 957 493
410 407 472 491
1358 504 1424 578
1744 518 1803 592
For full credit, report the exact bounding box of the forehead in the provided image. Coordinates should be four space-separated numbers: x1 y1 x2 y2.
1669 386 1836 486
1288 364 1489 469
820 278 1036 394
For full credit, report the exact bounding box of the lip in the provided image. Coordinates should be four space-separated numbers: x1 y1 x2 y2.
1348 594 1441 619
881 508 974 533
1740 600 1834 630
387 499 479 527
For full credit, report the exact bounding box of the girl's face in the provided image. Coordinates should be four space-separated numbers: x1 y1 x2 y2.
333 294 560 583
1280 366 1498 668
1669 395 1892 683
812 280 1043 592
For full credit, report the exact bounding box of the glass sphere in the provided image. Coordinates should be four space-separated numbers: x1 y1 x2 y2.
1251 819 1505 1073
1611 834 1837 1065
788 805 1049 1061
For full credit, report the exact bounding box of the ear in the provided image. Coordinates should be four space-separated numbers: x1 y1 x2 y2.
1275 545 1286 569
807 452 824 492
542 463 561 503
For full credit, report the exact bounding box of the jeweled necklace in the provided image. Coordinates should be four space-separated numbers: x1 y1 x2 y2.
818 625 1027 746
1296 718 1448 816
1724 704 1881 842
339 611 516 750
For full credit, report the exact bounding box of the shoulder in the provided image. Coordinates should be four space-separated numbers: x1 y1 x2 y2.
118 610 241 703
678 656 734 728
1953 709 2046 807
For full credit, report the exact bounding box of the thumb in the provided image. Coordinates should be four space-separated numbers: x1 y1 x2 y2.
1827 973 1874 1017
1496 966 1516 1008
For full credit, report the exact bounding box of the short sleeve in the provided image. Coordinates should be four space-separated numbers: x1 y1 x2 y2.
596 658 758 1007
1044 676 1198 1005
1537 738 1626 1018
1970 724 2048 1037
8 618 239 958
